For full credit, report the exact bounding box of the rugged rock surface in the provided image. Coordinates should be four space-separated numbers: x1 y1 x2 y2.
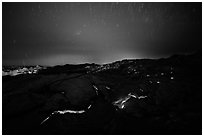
2 52 202 135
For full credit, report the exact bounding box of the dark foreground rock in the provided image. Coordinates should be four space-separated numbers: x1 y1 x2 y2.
2 52 202 135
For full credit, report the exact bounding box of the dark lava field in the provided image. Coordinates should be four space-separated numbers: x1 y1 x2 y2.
2 52 202 135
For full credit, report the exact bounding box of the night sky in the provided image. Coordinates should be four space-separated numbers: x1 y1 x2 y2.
3 2 202 66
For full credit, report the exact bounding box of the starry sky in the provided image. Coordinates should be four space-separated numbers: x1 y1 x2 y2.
3 2 202 66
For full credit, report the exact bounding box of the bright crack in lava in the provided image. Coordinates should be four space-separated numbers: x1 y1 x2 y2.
113 92 148 109
41 104 92 125
92 85 98 95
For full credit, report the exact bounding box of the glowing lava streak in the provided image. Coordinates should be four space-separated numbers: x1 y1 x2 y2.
40 109 85 125
112 92 148 109
113 95 131 109
92 85 99 95
88 104 92 109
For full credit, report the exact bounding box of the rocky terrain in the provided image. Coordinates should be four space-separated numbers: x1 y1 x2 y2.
2 52 202 135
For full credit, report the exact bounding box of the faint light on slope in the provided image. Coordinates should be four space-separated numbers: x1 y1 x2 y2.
140 88 144 92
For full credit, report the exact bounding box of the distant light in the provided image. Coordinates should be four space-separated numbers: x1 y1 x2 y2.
140 88 144 92
157 81 160 84
93 85 98 90
171 77 174 80
88 104 92 109
106 86 110 90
